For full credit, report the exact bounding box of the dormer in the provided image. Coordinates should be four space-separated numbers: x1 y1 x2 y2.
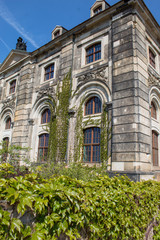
52 26 67 40
90 0 110 17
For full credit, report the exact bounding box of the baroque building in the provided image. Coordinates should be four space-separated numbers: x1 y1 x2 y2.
0 0 159 181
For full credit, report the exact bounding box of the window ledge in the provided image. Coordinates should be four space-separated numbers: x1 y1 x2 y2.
83 113 101 118
41 77 55 85
81 59 103 69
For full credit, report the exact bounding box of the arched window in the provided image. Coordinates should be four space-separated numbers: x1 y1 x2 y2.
83 127 101 162
86 43 101 64
151 101 157 119
152 131 159 166
41 109 51 124
5 117 11 129
45 64 54 81
38 134 49 161
85 96 101 115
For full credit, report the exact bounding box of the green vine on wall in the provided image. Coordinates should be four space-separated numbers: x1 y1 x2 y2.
47 70 71 163
100 105 112 168
74 102 112 167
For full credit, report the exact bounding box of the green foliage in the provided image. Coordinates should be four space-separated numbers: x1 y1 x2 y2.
47 70 71 163
35 162 106 181
0 141 29 167
0 164 160 239
74 101 111 166
100 104 112 167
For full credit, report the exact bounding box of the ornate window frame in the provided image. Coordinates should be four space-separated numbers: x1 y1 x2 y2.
81 35 108 68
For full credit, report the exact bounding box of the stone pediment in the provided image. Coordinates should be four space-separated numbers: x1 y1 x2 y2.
0 50 29 72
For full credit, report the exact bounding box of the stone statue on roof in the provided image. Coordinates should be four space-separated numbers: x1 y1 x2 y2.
16 37 27 51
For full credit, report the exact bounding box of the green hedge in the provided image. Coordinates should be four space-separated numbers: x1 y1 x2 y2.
0 163 160 239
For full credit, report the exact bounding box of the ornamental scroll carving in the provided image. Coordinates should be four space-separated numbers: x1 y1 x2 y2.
2 96 16 110
148 66 160 89
36 85 56 100
77 67 107 83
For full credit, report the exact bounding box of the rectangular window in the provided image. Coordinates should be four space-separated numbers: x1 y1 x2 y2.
9 80 16 94
86 43 101 64
152 131 158 166
38 134 49 161
83 127 100 162
45 64 54 81
149 49 156 68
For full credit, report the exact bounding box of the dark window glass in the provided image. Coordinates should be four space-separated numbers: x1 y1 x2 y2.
9 80 16 94
54 30 60 37
41 109 51 124
5 117 11 129
151 102 157 119
94 5 102 15
38 134 49 161
149 49 156 68
83 127 100 163
45 64 54 81
86 43 101 64
152 131 159 166
85 97 101 115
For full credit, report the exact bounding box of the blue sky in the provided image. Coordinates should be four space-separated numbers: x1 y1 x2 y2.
0 0 159 64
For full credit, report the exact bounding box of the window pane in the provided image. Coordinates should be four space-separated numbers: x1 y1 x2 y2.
93 145 100 162
45 64 54 80
95 44 101 52
94 97 101 114
85 97 101 115
83 127 101 163
41 109 51 124
95 52 101 61
38 134 49 161
5 117 11 129
83 146 91 162
84 128 92 144
45 134 49 147
152 131 159 166
86 43 101 64
39 135 44 147
93 128 101 144
151 102 157 119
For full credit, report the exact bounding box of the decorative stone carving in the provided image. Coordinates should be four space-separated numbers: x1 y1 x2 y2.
77 67 107 83
148 66 160 89
36 85 56 100
2 97 16 110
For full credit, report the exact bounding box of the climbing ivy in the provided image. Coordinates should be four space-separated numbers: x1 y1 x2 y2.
74 101 111 167
46 70 111 166
47 70 71 163
100 104 112 167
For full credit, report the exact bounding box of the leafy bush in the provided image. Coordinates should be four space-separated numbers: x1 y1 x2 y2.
35 162 107 181
0 164 160 239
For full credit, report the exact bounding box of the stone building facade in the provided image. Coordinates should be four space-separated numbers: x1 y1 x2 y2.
0 0 159 181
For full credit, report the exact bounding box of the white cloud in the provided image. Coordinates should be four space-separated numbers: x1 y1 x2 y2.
0 0 39 49
0 37 11 51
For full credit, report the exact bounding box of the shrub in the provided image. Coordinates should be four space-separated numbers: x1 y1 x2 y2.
0 164 160 239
